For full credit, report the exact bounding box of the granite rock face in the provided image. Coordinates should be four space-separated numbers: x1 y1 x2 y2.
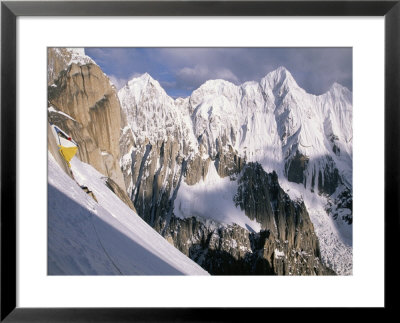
47 48 94 85
105 177 137 212
125 153 333 274
125 138 181 226
160 163 333 275
233 162 331 275
215 145 245 179
48 49 125 190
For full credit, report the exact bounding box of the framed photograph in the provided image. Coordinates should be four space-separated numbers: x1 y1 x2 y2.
1 0 399 320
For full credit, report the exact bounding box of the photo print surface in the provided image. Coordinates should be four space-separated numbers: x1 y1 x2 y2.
47 47 352 276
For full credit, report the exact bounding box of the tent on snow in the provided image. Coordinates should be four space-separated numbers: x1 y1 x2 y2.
50 124 78 167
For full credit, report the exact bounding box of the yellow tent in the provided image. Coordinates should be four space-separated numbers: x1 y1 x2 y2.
51 124 78 167
58 145 78 167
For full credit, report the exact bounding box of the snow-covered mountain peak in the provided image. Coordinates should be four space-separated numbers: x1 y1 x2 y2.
125 72 163 92
118 72 197 149
326 82 352 104
201 78 237 88
66 48 85 59
192 78 239 98
48 48 97 85
130 72 159 86
274 65 292 76
330 81 345 90
189 79 240 111
120 72 172 108
261 66 300 92
64 47 95 66
328 82 350 94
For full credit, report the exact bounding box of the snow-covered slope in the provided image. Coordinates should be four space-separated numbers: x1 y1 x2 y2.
175 161 261 233
188 67 352 184
118 73 198 153
48 153 209 275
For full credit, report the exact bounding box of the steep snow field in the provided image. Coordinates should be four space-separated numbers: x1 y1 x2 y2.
119 73 198 153
48 154 209 275
175 162 261 233
279 177 352 275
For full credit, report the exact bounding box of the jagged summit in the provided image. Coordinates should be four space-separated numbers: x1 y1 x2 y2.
66 48 95 64
261 66 301 93
124 72 162 90
118 66 352 172
269 66 294 80
120 72 172 108
121 67 352 109
331 81 342 88
327 81 352 103
328 81 351 94
139 71 152 79
47 47 96 85
191 66 300 96
129 72 155 84
192 78 238 100
198 78 237 89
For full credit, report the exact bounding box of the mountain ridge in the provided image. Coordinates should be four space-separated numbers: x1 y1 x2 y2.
119 67 352 188
119 67 351 102
118 66 353 275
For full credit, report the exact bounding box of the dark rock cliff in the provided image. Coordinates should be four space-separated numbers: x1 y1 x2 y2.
129 155 334 275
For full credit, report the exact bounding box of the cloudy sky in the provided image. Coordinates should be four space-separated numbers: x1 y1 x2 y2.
85 47 352 98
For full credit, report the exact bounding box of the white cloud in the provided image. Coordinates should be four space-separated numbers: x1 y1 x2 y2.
176 65 239 90
108 73 143 90
87 47 352 96
214 69 240 83
108 75 128 90
160 80 177 88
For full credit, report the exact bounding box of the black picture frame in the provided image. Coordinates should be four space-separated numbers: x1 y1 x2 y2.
1 0 399 321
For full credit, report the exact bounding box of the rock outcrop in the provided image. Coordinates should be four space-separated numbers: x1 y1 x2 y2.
105 177 136 212
160 163 333 275
233 162 330 274
48 48 125 190
129 138 183 227
48 48 94 85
